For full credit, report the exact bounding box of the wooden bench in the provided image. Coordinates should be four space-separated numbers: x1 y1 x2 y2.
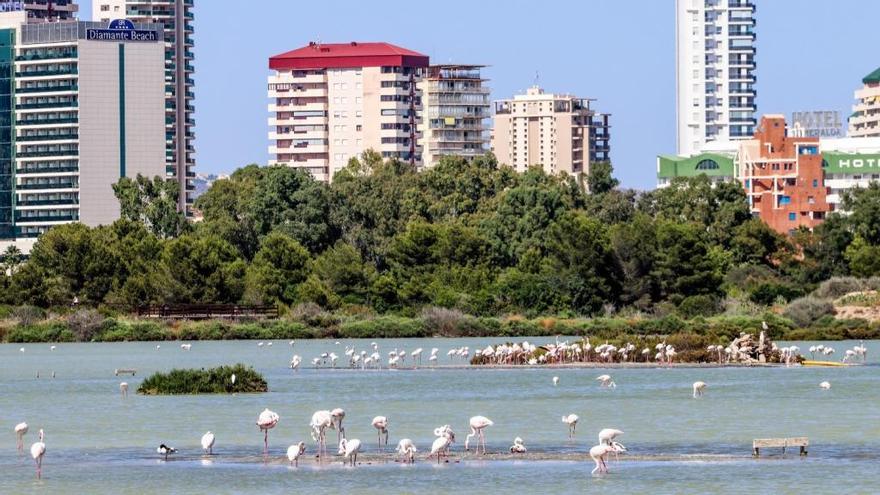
114 368 137 376
753 437 808 457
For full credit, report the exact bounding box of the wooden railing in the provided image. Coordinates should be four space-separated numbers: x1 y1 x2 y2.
136 304 278 320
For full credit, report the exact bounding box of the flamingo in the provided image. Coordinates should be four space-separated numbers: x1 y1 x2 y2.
552 376 559 386
119 382 129 398
310 410 333 458
287 442 306 466
429 434 452 463
596 374 616 388
819 381 831 390
411 348 423 366
509 437 527 454
201 431 215 454
693 381 707 398
598 428 626 462
396 438 417 463
14 422 28 453
371 416 389 451
231 374 236 388
256 408 279 454
180 343 191 351
338 438 361 466
330 408 346 443
589 444 615 474
157 443 176 461
290 355 301 371
465 416 493 455
562 414 579 439
29 430 46 478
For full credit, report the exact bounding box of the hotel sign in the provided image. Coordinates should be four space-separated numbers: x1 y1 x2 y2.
791 111 843 138
0 1 24 12
86 19 158 42
823 153 880 174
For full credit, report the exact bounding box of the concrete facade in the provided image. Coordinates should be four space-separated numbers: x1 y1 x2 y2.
92 0 196 215
491 86 610 180
849 67 880 138
418 65 490 168
676 0 757 156
0 16 166 254
268 42 428 183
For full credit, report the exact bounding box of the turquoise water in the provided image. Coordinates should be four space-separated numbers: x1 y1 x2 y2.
1 338 877 494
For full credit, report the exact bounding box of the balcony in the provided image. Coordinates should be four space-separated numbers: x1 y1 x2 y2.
15 67 78 78
16 84 78 95
16 181 78 191
17 101 78 110
17 198 79 207
15 214 79 224
16 134 79 143
16 149 78 158
16 117 79 126
16 165 78 175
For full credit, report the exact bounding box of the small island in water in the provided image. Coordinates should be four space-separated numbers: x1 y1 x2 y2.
137 364 267 395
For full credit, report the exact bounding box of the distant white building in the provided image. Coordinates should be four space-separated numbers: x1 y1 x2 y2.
848 67 880 138
676 0 757 156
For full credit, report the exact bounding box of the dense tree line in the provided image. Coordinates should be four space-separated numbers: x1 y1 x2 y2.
3 153 880 318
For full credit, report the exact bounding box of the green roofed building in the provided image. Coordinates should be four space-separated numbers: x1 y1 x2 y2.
849 66 880 138
656 152 736 188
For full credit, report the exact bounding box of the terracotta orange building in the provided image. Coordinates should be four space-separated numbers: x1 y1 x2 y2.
738 115 829 234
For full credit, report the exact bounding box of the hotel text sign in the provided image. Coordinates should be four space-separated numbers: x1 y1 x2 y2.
0 1 24 12
823 153 880 174
86 19 158 42
791 111 843 138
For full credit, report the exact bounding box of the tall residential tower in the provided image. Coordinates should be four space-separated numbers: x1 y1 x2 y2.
417 65 490 168
676 0 757 156
491 86 610 181
92 0 195 214
24 1 78 21
0 12 167 253
849 67 880 138
268 42 429 182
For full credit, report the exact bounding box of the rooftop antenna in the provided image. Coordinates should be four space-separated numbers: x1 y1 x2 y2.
534 70 540 87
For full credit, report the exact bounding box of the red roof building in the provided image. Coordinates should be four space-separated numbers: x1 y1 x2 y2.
269 42 429 71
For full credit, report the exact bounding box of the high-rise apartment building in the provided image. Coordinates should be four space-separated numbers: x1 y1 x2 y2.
92 0 195 214
676 0 757 156
268 42 429 182
0 12 167 253
491 86 611 180
417 64 490 168
849 67 880 138
23 1 78 21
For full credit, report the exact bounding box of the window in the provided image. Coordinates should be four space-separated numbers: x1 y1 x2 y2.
812 179 818 187
779 196 791 206
788 213 796 221
695 159 719 170
100 5 109 11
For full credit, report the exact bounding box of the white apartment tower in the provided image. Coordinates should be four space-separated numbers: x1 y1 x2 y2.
92 0 195 214
268 42 429 182
849 67 880 138
491 86 611 180
417 65 490 168
676 0 757 156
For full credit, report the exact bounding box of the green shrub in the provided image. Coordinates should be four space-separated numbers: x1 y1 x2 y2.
100 321 170 342
749 283 804 306
812 277 868 299
339 317 426 338
677 295 721 319
137 364 267 395
783 297 835 327
6 322 75 343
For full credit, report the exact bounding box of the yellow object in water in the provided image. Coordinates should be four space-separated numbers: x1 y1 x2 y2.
801 360 848 367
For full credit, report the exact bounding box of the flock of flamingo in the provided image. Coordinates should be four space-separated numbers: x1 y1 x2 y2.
10 337 869 479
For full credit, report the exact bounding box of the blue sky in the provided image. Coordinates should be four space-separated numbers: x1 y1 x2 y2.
81 1 879 189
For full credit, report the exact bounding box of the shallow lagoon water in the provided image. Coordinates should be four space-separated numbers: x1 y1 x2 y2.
1 338 877 494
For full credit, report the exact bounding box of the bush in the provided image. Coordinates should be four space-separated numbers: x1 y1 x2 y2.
749 283 804 306
812 277 868 299
100 321 170 342
677 295 721 319
783 297 835 327
67 309 105 341
11 306 46 326
339 317 426 338
137 364 267 395
6 322 75 343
